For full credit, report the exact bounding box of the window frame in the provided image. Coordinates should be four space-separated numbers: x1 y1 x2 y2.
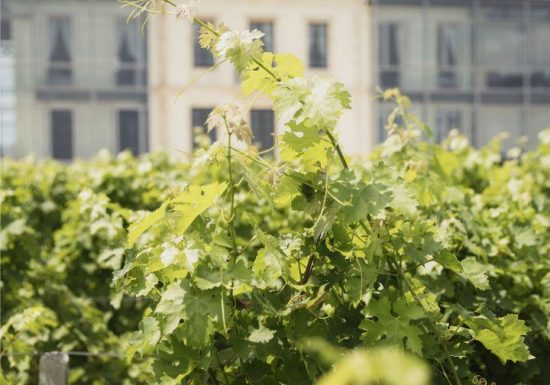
308 22 328 69
47 14 73 86
378 21 401 88
115 16 147 87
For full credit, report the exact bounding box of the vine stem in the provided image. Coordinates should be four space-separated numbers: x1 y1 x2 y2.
223 117 238 257
325 130 348 169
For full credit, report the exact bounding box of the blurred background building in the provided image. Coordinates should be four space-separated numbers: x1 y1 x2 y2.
2 0 148 159
0 0 549 159
373 0 550 150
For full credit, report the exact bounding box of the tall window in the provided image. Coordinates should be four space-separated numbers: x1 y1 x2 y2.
530 11 550 89
436 109 462 142
309 23 327 68
251 109 274 151
194 22 214 67
116 18 145 86
1 16 16 157
118 110 141 155
437 24 460 88
48 16 72 85
379 23 400 88
250 22 274 52
479 22 525 88
51 110 73 160
192 108 215 147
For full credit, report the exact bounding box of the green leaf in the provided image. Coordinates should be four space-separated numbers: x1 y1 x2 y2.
126 316 161 362
215 29 264 71
193 259 251 290
156 281 228 347
172 182 228 234
248 324 276 343
341 184 392 224
361 297 425 355
459 257 489 290
467 314 532 363
316 347 430 385
434 250 463 273
273 76 351 130
127 201 168 247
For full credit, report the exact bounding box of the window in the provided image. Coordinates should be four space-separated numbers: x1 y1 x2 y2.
378 23 400 88
309 23 327 68
251 109 274 151
118 110 141 155
479 24 525 88
530 21 550 88
194 22 214 67
51 110 73 160
435 109 462 142
1 18 11 41
250 22 274 52
437 24 460 88
48 16 72 85
192 108 215 147
116 17 145 86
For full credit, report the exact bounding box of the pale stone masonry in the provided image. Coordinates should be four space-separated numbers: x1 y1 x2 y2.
147 0 374 157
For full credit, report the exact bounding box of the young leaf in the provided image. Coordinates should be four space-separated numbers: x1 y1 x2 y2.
128 201 169 247
459 257 490 290
172 182 228 234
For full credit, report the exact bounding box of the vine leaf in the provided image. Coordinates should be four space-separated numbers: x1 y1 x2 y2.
465 314 532 363
127 201 169 247
434 250 462 272
341 184 392 224
172 182 228 234
360 297 425 355
315 347 430 385
156 281 227 347
126 317 161 362
248 324 276 343
459 257 490 290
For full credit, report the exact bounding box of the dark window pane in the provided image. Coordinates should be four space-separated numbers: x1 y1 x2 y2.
194 23 214 67
192 108 215 148
379 23 399 66
251 109 274 151
479 24 525 88
379 23 400 88
486 72 524 88
250 22 274 52
116 17 144 86
118 110 140 155
437 24 460 88
48 16 72 85
51 110 73 160
309 23 327 68
1 18 11 41
531 71 550 88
